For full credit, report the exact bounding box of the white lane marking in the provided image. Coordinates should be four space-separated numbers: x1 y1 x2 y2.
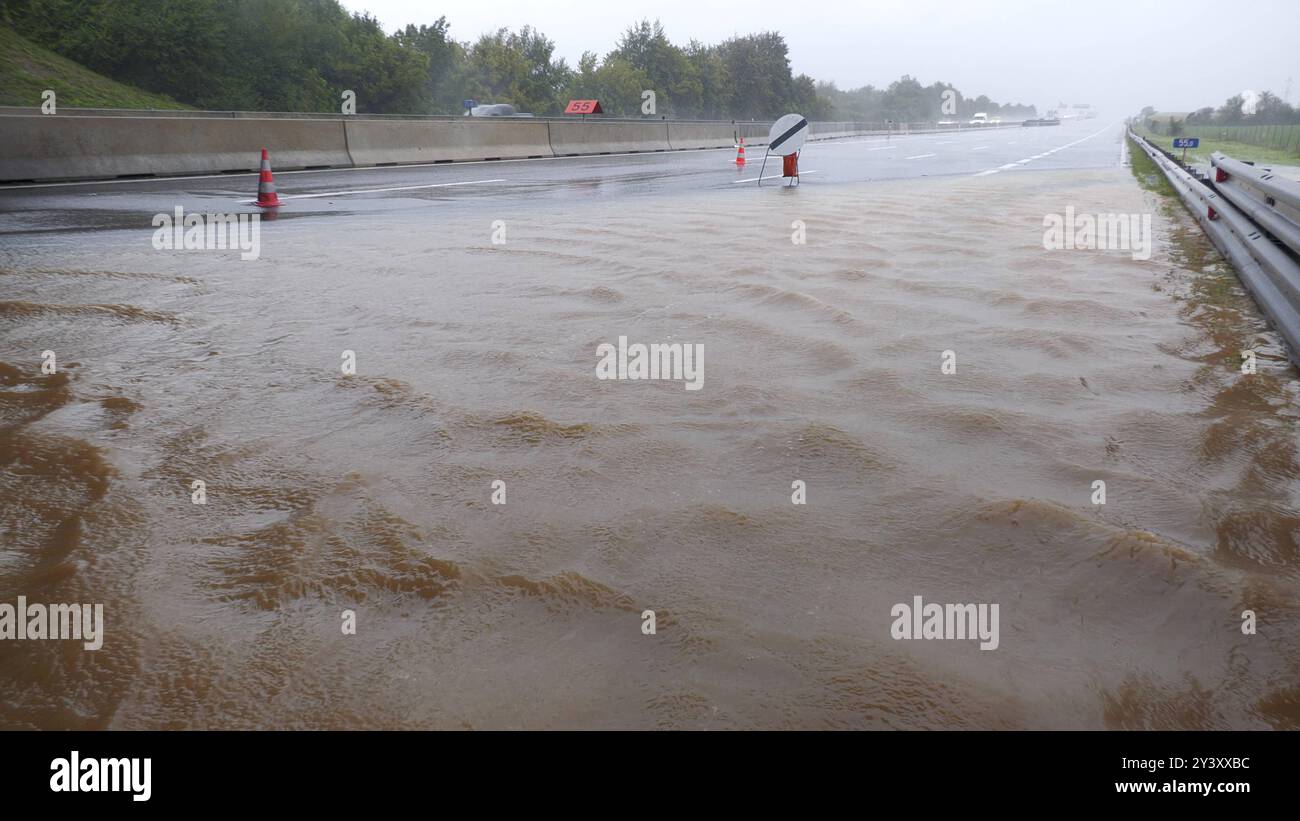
809 138 891 146
973 121 1116 177
905 153 936 160
868 145 895 151
239 178 505 202
935 141 953 145
971 146 989 151
731 170 821 183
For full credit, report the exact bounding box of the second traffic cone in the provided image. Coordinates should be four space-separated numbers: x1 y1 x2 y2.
256 148 281 207
735 137 746 166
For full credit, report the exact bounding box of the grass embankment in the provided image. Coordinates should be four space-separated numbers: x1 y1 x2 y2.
0 26 189 110
1134 119 1300 167
1126 133 1177 198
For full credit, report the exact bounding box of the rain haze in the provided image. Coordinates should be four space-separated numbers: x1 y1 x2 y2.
346 0 1300 114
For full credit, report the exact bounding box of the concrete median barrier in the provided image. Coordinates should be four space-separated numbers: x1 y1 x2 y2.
0 115 351 181
735 122 773 145
1 111 921 182
345 119 553 165
547 120 671 156
666 123 737 151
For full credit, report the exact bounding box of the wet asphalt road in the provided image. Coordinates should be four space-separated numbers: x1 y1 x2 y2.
0 119 1121 239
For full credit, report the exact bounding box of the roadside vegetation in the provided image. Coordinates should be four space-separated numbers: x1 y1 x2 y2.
0 27 188 109
1 0 1034 120
1126 133 1177 198
1135 95 1300 166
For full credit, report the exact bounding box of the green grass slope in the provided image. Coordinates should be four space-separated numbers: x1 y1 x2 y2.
0 26 190 110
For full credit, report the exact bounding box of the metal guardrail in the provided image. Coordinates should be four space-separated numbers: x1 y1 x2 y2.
1129 130 1300 364
1210 152 1300 257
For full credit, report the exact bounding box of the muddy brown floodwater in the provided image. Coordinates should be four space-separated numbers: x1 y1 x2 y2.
1 167 1298 729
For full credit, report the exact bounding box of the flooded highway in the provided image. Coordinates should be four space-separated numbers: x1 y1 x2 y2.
2 123 1298 729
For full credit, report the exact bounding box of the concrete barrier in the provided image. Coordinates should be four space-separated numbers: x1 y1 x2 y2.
809 121 861 140
344 119 552 165
0 115 350 181
735 122 774 145
667 122 737 150
4 112 978 182
547 121 671 155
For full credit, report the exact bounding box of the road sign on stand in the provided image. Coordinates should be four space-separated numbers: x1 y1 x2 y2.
758 113 809 187
1173 137 1199 164
564 100 603 119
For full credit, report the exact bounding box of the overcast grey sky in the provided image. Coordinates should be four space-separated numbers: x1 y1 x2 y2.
343 0 1297 115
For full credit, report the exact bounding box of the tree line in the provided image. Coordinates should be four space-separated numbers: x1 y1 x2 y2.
1140 89 1300 134
3 0 1035 121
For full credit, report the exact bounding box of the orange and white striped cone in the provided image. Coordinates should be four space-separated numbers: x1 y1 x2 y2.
735 137 746 166
255 148 281 207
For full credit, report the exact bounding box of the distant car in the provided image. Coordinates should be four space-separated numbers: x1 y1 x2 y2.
969 112 988 126
466 103 534 118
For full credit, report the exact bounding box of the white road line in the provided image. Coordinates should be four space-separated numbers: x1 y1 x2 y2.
809 138 890 146
731 170 821 183
935 141 953 145
868 146 895 151
240 178 505 202
971 146 989 151
905 153 936 160
973 121 1116 177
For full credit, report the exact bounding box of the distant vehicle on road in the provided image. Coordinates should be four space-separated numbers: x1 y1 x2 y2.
465 103 534 117
969 112 989 126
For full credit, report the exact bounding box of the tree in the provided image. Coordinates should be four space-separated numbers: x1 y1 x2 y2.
1253 91 1296 124
715 32 804 119
395 18 465 112
462 27 570 115
1217 95 1246 124
608 20 697 115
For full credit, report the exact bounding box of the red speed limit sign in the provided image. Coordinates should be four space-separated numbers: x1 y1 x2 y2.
564 99 603 115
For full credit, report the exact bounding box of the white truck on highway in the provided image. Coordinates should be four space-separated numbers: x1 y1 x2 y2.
969 112 988 126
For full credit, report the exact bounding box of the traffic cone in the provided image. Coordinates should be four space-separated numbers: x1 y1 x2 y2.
735 137 746 166
255 148 281 207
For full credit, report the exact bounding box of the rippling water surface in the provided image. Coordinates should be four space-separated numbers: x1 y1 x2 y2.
2 168 1298 728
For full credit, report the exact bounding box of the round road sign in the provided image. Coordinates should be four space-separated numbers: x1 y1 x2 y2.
766 113 808 156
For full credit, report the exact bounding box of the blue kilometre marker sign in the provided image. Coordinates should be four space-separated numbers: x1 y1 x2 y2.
1173 138 1200 148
